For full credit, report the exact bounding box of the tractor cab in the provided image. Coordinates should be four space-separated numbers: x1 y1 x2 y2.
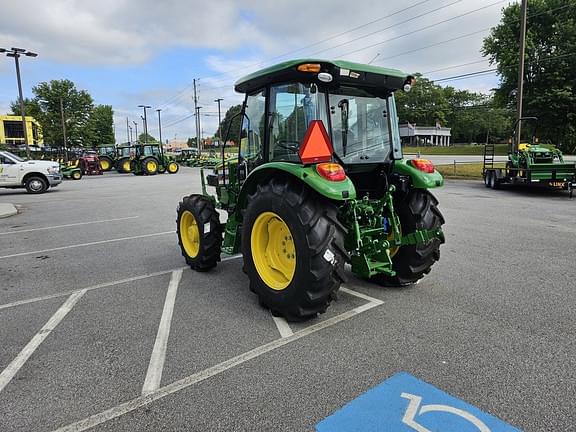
179 59 445 321
228 60 416 198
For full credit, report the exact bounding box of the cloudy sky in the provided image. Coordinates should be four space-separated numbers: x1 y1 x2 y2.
0 0 513 143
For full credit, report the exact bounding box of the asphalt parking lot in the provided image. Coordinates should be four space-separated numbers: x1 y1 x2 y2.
1 167 575 431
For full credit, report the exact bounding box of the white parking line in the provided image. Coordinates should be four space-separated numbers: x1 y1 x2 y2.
52 296 382 432
271 314 294 338
0 216 139 236
0 255 243 312
141 270 183 395
0 290 86 394
340 286 384 305
0 231 175 260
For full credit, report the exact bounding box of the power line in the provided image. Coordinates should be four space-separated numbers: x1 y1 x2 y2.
155 0 452 108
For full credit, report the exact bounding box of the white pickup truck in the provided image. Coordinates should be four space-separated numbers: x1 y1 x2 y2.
0 150 62 194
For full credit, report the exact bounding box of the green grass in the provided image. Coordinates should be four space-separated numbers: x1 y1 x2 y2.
436 162 506 179
404 144 510 156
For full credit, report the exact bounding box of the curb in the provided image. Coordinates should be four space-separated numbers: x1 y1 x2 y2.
0 203 18 218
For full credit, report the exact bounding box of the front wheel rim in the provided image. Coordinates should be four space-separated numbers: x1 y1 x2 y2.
29 179 43 191
180 211 200 258
251 212 296 290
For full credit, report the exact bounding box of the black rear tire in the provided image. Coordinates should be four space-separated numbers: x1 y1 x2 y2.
176 195 222 271
142 157 159 175
371 189 444 287
99 156 114 171
242 177 347 321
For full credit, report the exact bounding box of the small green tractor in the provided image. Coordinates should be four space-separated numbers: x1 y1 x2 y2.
115 144 134 173
97 145 117 172
483 117 576 196
176 60 445 320
130 143 179 175
60 159 82 180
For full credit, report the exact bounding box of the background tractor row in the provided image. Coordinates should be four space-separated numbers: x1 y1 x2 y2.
176 60 445 321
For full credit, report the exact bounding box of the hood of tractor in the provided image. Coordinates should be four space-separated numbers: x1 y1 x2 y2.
235 59 411 94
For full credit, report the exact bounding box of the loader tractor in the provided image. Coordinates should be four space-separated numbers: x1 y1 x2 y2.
130 143 179 175
176 60 445 321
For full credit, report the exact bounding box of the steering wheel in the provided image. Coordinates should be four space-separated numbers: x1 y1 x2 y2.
276 140 300 153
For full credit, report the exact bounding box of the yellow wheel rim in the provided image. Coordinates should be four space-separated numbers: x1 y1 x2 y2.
168 163 178 173
100 160 110 170
146 160 158 172
123 160 131 172
180 211 200 258
72 171 81 180
251 212 296 290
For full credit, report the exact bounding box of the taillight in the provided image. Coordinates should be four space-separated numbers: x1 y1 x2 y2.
410 158 435 173
316 162 346 182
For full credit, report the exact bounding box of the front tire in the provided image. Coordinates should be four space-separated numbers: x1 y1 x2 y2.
242 177 347 321
99 156 113 171
71 170 82 180
176 195 222 271
167 162 179 174
371 189 444 287
25 176 48 194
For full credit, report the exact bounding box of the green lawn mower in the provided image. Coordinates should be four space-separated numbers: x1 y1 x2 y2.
177 59 445 321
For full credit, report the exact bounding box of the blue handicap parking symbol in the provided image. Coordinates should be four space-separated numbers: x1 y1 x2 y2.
316 372 521 432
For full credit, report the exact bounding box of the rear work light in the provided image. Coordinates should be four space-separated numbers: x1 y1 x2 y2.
410 158 435 173
316 163 346 182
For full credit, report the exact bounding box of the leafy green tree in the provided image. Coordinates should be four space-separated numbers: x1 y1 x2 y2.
395 75 449 127
86 105 114 147
216 104 242 144
12 79 94 148
138 132 157 143
483 0 576 152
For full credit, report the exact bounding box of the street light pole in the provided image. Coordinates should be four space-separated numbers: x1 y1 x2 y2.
214 98 223 145
59 97 68 162
515 0 528 152
1 47 38 159
138 105 151 145
156 109 163 145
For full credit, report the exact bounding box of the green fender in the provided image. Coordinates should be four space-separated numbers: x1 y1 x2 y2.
237 162 356 212
393 159 444 188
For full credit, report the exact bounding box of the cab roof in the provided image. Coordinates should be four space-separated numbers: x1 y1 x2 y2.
235 59 410 94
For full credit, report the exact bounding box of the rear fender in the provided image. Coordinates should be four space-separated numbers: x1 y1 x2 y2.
393 159 444 189
236 162 356 216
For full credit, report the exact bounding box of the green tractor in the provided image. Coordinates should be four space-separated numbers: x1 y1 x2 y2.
130 143 179 175
115 144 135 173
483 117 576 196
97 145 117 172
176 60 445 321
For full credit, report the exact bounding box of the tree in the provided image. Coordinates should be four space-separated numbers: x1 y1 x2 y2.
216 104 242 144
483 0 576 151
86 105 114 147
138 132 157 143
395 75 449 127
12 79 94 148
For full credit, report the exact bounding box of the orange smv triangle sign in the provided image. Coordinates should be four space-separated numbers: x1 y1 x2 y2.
298 120 334 165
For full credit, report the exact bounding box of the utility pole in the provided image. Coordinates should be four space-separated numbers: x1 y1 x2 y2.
126 117 130 144
1 47 37 159
133 121 138 144
515 0 528 152
193 79 200 152
214 98 223 145
138 105 151 145
59 97 68 162
196 107 203 152
128 125 133 143
156 109 163 155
